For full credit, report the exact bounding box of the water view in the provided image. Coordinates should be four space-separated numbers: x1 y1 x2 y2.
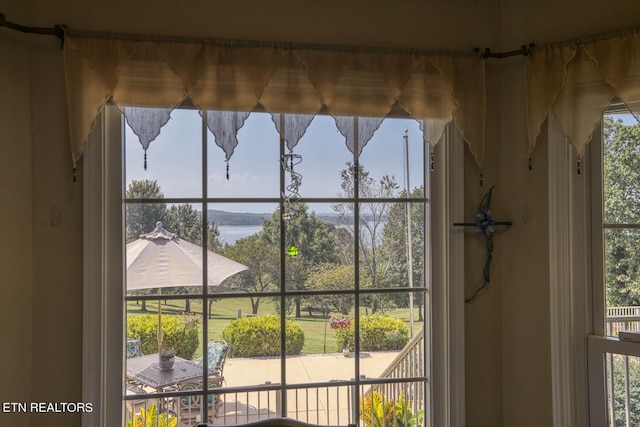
217 224 263 245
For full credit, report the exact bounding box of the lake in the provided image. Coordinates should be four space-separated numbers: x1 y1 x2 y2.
217 225 263 244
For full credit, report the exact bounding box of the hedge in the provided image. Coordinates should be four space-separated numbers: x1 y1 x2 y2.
222 315 305 357
335 315 409 352
127 314 199 360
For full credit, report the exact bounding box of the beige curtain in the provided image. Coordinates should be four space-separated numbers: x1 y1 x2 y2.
527 32 640 157
63 34 486 168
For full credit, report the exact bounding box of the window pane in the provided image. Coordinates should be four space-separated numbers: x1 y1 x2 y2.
605 228 640 314
604 115 640 224
605 353 640 426
359 118 424 199
125 109 203 199
293 115 354 198
207 112 280 198
284 203 354 292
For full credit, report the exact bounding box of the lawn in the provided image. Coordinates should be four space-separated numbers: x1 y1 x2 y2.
127 297 424 358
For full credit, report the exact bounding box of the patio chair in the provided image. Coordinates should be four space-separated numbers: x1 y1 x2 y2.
197 339 230 377
126 337 142 358
177 379 222 426
195 417 357 427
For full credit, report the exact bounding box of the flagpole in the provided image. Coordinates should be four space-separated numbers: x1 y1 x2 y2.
403 129 415 337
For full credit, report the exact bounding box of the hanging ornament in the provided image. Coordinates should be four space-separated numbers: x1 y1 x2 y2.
281 149 303 221
287 244 299 258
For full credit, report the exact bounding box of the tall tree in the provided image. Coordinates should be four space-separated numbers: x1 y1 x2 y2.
125 180 166 243
604 116 640 307
305 264 363 316
381 186 425 320
333 162 399 314
261 203 343 317
221 234 280 314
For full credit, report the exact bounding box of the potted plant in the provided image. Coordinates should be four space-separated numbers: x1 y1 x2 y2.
158 348 176 371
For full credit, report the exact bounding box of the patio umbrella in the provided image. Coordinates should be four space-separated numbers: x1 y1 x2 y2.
126 221 248 350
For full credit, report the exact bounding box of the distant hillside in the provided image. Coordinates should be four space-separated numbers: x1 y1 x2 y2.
205 209 371 226
207 210 270 226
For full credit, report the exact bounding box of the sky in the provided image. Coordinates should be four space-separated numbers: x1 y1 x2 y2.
124 108 430 214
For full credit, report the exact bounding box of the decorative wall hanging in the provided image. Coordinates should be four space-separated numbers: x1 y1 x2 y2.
454 185 511 303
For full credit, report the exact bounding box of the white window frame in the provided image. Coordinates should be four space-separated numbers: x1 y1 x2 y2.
547 113 592 426
548 110 640 426
81 107 465 427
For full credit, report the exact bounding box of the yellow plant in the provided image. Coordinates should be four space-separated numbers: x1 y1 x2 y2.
126 404 177 427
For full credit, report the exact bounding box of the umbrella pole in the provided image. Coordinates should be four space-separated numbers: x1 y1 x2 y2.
158 288 162 352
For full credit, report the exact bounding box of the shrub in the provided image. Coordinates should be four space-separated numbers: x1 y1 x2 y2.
222 315 305 357
360 392 423 427
127 403 177 427
335 315 409 352
127 314 199 360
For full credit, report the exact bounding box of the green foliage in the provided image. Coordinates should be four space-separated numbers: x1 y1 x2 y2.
221 234 280 314
335 315 409 352
603 117 640 307
360 392 424 427
126 403 177 427
608 354 640 426
333 163 400 314
127 314 199 359
125 180 222 249
381 187 425 312
261 202 344 317
222 315 305 357
126 180 166 243
305 264 357 315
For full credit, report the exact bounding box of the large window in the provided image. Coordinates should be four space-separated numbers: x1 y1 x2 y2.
120 105 430 427
589 110 640 427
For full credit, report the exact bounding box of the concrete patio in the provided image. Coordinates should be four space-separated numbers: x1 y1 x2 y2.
212 351 401 425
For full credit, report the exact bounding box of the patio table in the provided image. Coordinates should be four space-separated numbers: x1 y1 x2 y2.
126 353 222 391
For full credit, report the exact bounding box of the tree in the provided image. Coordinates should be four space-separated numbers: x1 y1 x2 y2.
261 203 343 317
125 180 166 243
333 163 399 314
603 117 640 307
125 181 223 311
305 264 364 316
221 234 280 314
381 186 425 320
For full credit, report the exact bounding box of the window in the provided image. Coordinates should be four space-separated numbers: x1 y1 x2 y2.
81 103 466 427
587 108 640 427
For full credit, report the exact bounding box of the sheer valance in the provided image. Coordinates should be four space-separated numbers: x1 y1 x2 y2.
527 31 640 157
63 34 486 169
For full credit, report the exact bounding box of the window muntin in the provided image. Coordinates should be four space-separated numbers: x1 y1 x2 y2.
122 106 428 426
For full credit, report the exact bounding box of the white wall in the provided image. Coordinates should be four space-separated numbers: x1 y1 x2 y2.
0 23 34 427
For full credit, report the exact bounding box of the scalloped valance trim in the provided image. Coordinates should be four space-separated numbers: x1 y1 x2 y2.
63 34 486 169
527 31 640 157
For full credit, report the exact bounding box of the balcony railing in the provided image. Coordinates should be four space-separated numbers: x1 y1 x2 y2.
124 330 427 427
604 306 640 426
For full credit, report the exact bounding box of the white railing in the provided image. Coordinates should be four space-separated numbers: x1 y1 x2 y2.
606 306 640 337
601 307 640 426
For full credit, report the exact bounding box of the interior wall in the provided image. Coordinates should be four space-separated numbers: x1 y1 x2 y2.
0 23 34 427
28 34 84 425
499 0 640 49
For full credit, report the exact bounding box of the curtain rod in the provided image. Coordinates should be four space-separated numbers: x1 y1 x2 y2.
1 12 509 58
0 13 64 39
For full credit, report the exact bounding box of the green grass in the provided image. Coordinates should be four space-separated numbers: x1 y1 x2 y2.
127 298 424 359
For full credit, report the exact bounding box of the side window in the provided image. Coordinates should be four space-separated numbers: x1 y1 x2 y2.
590 112 640 427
